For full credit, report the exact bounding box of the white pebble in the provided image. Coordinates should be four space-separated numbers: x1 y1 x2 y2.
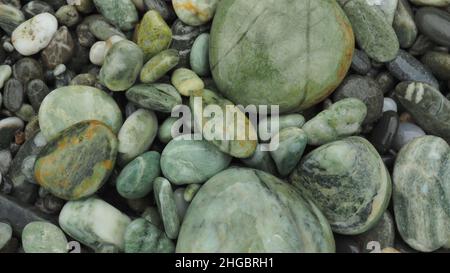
89 41 107 65
382 97 397 113
53 64 66 76
11 13 58 56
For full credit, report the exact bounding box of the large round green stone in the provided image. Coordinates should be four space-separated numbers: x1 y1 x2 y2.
210 0 354 113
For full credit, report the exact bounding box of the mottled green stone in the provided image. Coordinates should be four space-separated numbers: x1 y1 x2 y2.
22 221 68 253
93 0 138 31
59 197 131 251
177 168 335 253
161 135 232 185
290 137 392 235
241 144 278 175
116 151 161 199
38 85 123 141
88 17 125 41
302 98 367 146
172 68 204 96
142 206 162 228
190 33 210 76
124 218 175 253
258 114 306 141
210 0 354 113
173 0 219 26
126 83 182 113
153 177 180 240
393 136 450 252
140 49 180 83
100 40 143 92
34 121 118 201
0 222 12 251
136 10 172 60
158 117 178 144
183 184 201 202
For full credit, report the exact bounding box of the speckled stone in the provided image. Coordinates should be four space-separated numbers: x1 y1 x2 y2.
290 137 392 235
140 49 179 83
34 121 118 200
41 26 75 69
124 218 175 253
270 128 308 177
171 68 204 96
153 177 180 239
190 33 210 76
93 0 138 31
136 10 172 60
211 0 354 113
38 85 123 141
3 78 24 112
55 5 80 27
116 151 161 199
303 98 367 146
173 0 219 26
161 135 232 185
393 136 450 252
126 83 182 113
177 168 335 253
22 221 67 253
26 79 49 110
88 16 125 41
59 197 131 251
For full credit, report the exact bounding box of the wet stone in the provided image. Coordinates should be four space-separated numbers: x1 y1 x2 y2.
41 26 75 69
126 83 182 113
21 221 67 253
55 5 80 27
124 218 175 253
3 78 24 112
0 117 23 150
26 79 50 110
153 177 180 240
369 111 400 154
136 10 172 61
12 58 44 84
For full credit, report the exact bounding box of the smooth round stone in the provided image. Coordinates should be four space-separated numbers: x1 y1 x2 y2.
290 137 392 235
99 40 143 91
241 144 277 175
76 22 96 47
395 82 450 142
421 51 450 81
126 83 182 113
26 79 49 110
338 0 399 62
258 114 306 142
161 135 232 185
333 75 383 124
303 98 367 146
351 49 371 75
190 33 210 76
93 0 138 31
15 104 36 122
124 218 175 253
177 168 335 253
41 26 74 69
393 122 426 151
158 117 178 144
387 50 439 88
393 0 417 49
70 73 97 87
59 197 131 251
116 151 161 199
144 0 175 21
0 222 12 251
365 0 398 24
171 68 204 96
11 13 58 56
12 58 43 84
183 184 201 202
153 177 180 240
142 206 162 228
369 111 400 154
0 4 25 34
118 109 158 164
140 49 179 83
3 78 24 112
174 188 188 220
415 7 450 48
72 0 95 14
34 121 118 200
21 221 67 253
0 149 12 175
393 136 450 252
269 128 307 177
55 5 80 27
0 117 23 150
136 10 172 60
23 1 54 18
88 17 125 41
38 85 123 140
172 0 218 26
383 97 398 113
211 0 354 113
0 64 11 89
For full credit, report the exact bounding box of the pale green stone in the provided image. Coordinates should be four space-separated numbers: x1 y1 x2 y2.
93 0 138 31
154 177 180 240
15 104 35 122
173 0 219 26
190 33 210 76
171 68 204 96
241 144 278 175
0 222 12 251
22 222 68 253
136 10 172 60
258 114 306 141
140 49 180 83
183 184 201 202
158 117 178 144
38 85 123 141
177 168 335 253
126 83 182 113
302 98 367 146
124 218 175 253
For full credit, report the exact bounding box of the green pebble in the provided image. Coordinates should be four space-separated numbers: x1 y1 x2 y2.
22 221 68 253
172 0 219 26
158 117 178 144
140 49 180 83
126 83 182 113
116 151 161 199
0 222 12 251
88 17 125 41
124 218 175 253
171 68 204 96
190 33 210 76
15 104 35 122
93 0 138 31
136 10 172 60
142 207 162 228
258 114 306 141
241 144 278 175
183 184 201 202
153 177 180 240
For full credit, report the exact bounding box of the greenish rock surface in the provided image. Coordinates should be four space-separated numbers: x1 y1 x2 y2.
302 98 367 146
183 184 201 202
140 49 179 83
393 136 450 252
38 85 123 141
290 137 392 235
161 135 232 185
124 218 175 253
126 83 182 113
21 221 68 253
172 68 204 96
190 33 210 76
158 117 178 144
241 144 278 175
0 222 12 251
154 177 180 240
210 0 354 113
0 4 25 34
117 109 158 164
356 211 396 253
142 206 162 228
93 0 138 31
136 10 172 60
99 40 144 92
258 114 306 141
177 168 335 253
116 151 161 199
34 121 118 200
173 0 219 26
59 197 131 251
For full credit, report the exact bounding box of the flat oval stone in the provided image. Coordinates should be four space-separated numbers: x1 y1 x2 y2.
393 0 417 48
154 177 180 240
258 114 306 141
177 168 335 253
172 68 204 96
190 33 210 76
93 0 138 31
290 137 392 235
22 221 67 253
38 85 123 141
161 135 232 185
22 1 54 18
140 49 179 84
88 17 125 41
34 121 118 200
136 10 172 60
126 83 182 113
415 7 450 47
59 197 131 251
26 79 49 110
3 78 24 112
393 136 450 252
210 0 354 113
124 218 175 253
116 151 161 199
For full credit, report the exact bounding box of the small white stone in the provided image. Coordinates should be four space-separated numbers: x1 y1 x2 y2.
89 41 107 65
53 64 66 76
11 13 58 56
382 97 397 112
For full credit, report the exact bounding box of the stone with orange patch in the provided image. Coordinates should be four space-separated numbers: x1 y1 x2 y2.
172 0 219 26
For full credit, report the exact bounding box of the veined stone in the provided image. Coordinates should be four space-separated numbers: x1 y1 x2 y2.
22 221 68 253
